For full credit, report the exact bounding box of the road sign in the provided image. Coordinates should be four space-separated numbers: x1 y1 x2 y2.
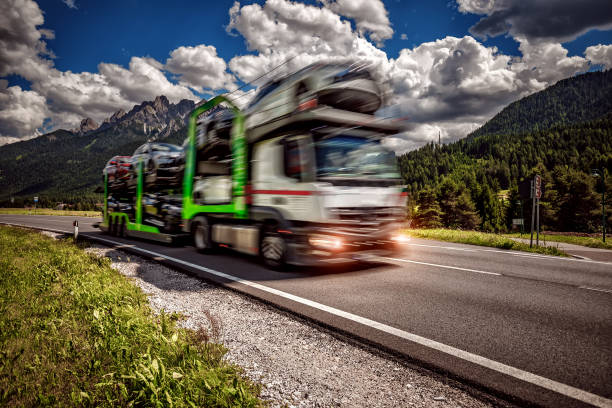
512 218 524 225
534 175 542 199
33 196 38 203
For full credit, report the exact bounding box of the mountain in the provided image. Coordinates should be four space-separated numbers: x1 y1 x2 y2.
398 70 612 232
467 70 612 140
0 96 194 202
73 117 99 135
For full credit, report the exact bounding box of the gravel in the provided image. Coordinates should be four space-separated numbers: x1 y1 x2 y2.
82 241 515 408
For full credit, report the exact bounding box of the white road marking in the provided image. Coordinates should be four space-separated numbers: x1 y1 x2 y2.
407 243 478 252
89 235 612 408
407 240 612 266
579 286 612 294
384 257 502 276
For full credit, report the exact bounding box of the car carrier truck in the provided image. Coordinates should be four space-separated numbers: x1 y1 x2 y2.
101 95 409 267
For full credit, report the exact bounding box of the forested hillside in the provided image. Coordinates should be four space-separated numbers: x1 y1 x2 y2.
467 70 612 139
0 97 189 208
399 70 612 233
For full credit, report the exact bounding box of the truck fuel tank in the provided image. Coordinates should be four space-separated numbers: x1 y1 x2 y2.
212 224 260 255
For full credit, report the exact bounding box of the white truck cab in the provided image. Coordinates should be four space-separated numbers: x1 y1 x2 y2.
189 102 409 268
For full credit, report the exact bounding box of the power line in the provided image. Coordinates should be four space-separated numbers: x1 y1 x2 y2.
225 53 300 99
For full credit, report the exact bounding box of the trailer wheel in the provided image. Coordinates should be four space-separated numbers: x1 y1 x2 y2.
260 227 287 270
193 216 214 253
112 216 120 237
119 218 126 238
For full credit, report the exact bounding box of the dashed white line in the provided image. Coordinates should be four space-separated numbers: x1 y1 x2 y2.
407 240 612 266
383 257 502 276
579 286 612 294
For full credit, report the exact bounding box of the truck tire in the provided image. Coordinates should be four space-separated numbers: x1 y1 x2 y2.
260 227 287 270
192 216 214 253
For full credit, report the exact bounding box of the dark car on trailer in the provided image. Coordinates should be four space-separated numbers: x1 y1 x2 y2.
128 143 184 189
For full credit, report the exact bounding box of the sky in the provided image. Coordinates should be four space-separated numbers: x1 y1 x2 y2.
1 0 612 151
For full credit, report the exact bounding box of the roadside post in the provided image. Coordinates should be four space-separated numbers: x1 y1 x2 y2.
73 220 79 240
535 175 541 246
530 180 535 247
33 196 38 214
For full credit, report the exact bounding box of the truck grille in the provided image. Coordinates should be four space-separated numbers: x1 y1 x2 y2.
326 207 404 235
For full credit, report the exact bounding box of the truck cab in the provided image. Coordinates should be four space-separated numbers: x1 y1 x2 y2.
184 98 408 268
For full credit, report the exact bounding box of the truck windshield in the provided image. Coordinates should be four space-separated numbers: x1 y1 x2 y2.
314 135 399 179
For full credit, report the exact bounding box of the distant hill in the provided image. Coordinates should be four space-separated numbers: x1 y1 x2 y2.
0 96 194 201
467 70 612 139
399 70 612 232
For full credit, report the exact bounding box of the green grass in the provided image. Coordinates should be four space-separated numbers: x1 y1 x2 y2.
504 232 612 250
0 225 262 407
0 208 101 217
406 228 568 257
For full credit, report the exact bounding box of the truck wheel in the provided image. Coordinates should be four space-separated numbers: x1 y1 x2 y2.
193 216 214 253
260 228 287 270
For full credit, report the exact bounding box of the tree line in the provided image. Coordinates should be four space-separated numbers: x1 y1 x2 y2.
399 116 612 232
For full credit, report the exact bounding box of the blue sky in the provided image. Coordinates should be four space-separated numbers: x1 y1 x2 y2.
1 0 611 149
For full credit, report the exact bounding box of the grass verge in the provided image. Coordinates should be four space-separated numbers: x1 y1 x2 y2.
0 208 101 217
406 228 568 257
0 225 261 407
504 232 612 250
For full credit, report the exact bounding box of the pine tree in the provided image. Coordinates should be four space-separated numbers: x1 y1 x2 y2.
413 188 443 228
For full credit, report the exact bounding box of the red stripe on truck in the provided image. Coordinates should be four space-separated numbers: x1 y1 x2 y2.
251 190 315 196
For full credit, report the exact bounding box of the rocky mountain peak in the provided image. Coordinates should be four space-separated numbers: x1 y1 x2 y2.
153 95 170 112
75 117 98 134
109 109 126 123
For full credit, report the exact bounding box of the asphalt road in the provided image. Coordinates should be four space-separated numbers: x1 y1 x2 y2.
1 214 611 408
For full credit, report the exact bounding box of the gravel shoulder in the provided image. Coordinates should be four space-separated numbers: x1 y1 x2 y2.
82 240 516 408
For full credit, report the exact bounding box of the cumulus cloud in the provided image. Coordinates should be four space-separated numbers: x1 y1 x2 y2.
0 0 55 78
226 0 390 84
0 81 48 145
98 57 195 104
223 0 605 152
458 0 612 43
165 45 236 92
585 44 612 68
320 0 393 45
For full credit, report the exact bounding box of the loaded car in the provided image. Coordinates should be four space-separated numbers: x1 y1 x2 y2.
128 142 184 188
184 106 234 162
244 61 382 129
102 155 132 190
141 193 183 233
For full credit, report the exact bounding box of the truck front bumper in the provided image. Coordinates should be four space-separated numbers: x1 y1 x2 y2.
284 222 408 266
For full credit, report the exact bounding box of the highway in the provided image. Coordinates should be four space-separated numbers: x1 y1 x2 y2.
1 214 611 408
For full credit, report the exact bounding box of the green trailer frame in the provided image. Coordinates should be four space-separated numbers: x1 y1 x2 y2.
182 95 247 222
101 94 246 241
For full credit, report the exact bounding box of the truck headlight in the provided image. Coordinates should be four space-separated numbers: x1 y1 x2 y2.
309 235 343 250
390 233 410 244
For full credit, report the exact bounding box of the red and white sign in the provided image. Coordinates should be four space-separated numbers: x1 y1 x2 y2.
534 175 542 199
